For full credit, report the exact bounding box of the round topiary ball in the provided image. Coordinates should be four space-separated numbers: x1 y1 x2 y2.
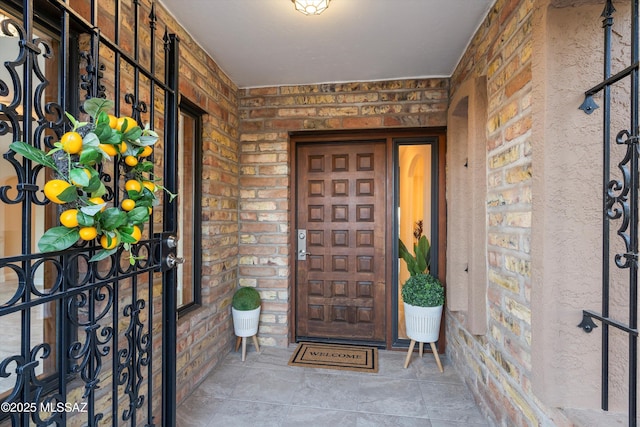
232 287 261 311
401 273 444 307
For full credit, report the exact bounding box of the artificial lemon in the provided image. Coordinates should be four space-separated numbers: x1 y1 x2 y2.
116 116 137 133
142 181 156 193
88 196 106 211
100 234 118 250
139 146 153 157
99 143 118 157
121 199 136 211
119 142 128 154
79 226 98 241
107 114 118 129
60 131 83 154
124 156 138 167
125 180 142 193
43 179 72 204
59 209 79 228
130 225 142 243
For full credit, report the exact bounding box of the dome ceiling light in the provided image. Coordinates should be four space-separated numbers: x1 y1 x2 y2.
292 0 331 16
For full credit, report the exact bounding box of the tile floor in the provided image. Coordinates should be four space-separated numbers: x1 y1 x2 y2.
177 344 492 427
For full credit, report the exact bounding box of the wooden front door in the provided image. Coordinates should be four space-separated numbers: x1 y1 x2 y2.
295 141 387 343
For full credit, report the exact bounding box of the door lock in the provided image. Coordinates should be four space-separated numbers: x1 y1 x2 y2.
165 253 185 269
166 235 179 249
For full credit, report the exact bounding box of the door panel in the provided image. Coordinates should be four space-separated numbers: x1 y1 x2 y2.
296 142 386 343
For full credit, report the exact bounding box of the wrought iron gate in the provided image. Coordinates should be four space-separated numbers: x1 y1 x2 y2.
0 0 179 426
579 1 639 426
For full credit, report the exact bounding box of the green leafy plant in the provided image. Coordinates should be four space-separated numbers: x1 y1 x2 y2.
10 97 176 263
232 287 261 311
398 234 431 276
401 273 444 307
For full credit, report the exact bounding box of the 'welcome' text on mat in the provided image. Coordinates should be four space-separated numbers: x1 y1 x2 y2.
288 342 378 373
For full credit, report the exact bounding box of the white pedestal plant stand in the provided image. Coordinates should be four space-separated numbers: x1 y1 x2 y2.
232 306 261 362
402 302 444 372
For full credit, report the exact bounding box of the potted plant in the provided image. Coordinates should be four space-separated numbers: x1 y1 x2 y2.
231 286 261 361
399 231 445 371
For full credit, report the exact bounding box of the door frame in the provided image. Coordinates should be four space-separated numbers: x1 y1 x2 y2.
289 128 447 350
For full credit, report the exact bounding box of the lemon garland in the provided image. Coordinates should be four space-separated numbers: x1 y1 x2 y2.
10 97 176 263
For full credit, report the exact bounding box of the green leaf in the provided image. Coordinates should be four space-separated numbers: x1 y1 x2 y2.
38 226 79 252
100 207 128 230
127 206 149 224
77 211 95 226
69 168 90 187
57 185 78 203
91 182 107 198
119 230 138 244
96 111 110 125
82 132 100 148
105 132 122 145
94 123 113 142
79 147 101 165
84 98 114 118
65 111 80 129
80 203 104 217
123 126 142 141
89 247 117 263
399 238 421 276
132 198 151 207
9 142 60 172
139 161 154 172
85 174 103 193
414 236 430 273
136 134 158 146
127 190 142 201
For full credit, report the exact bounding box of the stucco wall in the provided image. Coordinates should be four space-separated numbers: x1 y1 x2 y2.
533 0 633 413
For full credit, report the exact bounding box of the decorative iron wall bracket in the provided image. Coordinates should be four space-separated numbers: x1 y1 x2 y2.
579 310 639 335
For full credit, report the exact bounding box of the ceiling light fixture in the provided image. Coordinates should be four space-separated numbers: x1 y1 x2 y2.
292 0 330 16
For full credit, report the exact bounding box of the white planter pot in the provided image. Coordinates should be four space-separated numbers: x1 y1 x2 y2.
403 302 443 343
232 306 261 337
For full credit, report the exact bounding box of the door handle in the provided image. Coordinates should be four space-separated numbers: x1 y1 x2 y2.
165 253 185 269
297 229 309 260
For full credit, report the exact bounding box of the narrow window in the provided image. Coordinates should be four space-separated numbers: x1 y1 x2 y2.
177 101 203 314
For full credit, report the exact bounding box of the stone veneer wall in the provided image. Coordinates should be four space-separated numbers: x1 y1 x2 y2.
237 80 449 347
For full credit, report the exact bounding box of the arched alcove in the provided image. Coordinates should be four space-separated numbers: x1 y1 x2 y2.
446 76 488 335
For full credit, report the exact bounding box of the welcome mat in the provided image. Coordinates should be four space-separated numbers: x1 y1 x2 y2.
288 342 378 373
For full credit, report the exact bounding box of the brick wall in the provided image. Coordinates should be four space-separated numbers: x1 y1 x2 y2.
150 2 240 404
447 0 539 425
238 79 449 347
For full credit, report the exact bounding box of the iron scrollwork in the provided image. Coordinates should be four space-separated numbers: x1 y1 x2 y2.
0 0 179 424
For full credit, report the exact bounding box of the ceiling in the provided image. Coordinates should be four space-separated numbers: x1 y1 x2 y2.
157 0 495 89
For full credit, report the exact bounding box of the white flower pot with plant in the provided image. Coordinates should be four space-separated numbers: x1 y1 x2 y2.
399 234 445 371
231 286 261 361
